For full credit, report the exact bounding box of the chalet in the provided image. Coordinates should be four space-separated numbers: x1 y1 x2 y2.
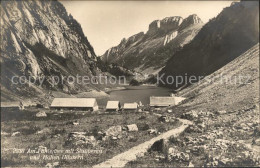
150 96 185 107
123 103 138 112
50 98 98 111
1 101 24 112
106 101 121 112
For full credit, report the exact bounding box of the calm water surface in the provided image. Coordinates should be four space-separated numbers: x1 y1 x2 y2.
98 86 172 107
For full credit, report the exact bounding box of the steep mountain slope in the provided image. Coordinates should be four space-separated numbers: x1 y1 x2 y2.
0 0 100 101
159 1 259 89
102 14 204 74
124 44 260 168
178 43 259 111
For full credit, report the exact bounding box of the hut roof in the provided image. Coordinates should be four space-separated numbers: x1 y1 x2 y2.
123 103 138 109
150 96 186 106
150 96 175 106
50 98 97 108
1 102 20 107
106 101 120 109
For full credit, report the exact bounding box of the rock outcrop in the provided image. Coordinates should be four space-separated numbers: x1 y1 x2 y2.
164 31 178 46
159 1 259 89
147 16 183 35
178 14 203 31
0 0 99 100
101 15 204 74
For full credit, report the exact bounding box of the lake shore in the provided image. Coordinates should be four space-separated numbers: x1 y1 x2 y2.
104 86 126 93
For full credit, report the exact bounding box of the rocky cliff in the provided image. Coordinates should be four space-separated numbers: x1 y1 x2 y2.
0 0 100 101
101 14 204 74
159 1 259 89
147 16 183 35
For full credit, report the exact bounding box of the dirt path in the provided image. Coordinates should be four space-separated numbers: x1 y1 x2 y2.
93 119 193 168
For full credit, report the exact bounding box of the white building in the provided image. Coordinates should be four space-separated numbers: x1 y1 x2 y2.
50 98 99 111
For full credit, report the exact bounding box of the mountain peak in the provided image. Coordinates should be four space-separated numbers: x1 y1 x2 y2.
146 15 202 34
178 14 203 31
186 14 202 21
159 1 258 89
101 13 204 73
147 16 183 34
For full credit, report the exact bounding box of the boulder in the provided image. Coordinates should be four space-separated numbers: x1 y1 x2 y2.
158 115 170 122
168 147 177 155
36 128 51 134
77 136 96 146
72 121 79 125
148 129 158 135
188 162 194 167
67 132 97 146
112 136 118 140
181 111 198 120
150 139 168 152
217 110 227 115
127 124 138 132
168 147 190 162
105 126 122 137
36 111 47 117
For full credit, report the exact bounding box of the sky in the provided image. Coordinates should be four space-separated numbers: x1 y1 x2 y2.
62 1 233 56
